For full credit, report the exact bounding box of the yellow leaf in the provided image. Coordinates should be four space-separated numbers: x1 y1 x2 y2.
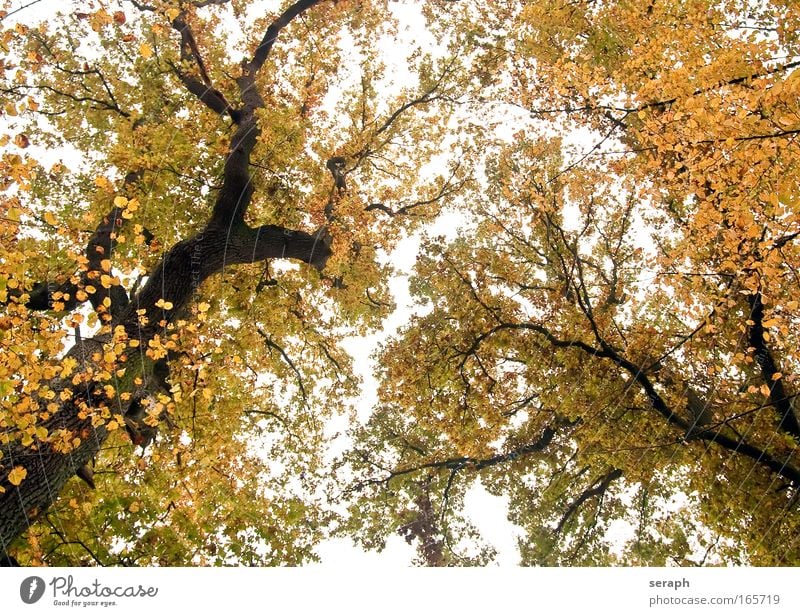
139 43 153 59
8 466 27 485
760 383 771 397
43 211 57 226
129 501 140 513
165 8 180 21
113 195 128 207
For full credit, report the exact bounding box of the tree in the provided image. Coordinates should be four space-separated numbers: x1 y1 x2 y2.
1 0 799 568
0 0 467 565
338 0 800 565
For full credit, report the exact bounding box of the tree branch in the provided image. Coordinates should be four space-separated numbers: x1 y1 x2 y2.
354 424 560 492
463 316 800 486
365 161 468 217
167 10 237 119
244 0 324 77
6 171 142 317
747 293 800 440
257 329 308 403
555 469 623 535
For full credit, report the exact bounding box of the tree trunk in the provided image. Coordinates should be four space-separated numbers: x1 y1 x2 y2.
0 221 330 551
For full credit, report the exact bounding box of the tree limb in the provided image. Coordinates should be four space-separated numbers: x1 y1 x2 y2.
555 469 623 534
747 293 800 440
5 170 142 317
353 424 560 492
245 0 324 77
168 10 237 119
257 329 308 403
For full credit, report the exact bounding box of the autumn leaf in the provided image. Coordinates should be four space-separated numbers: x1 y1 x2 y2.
8 466 27 486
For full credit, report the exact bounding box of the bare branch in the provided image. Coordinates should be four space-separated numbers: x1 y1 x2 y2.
0 0 45 22
257 329 308 403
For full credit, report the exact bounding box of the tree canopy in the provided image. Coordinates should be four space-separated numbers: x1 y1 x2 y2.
1 0 799 566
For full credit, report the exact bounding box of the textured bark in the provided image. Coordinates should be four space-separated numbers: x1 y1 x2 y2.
748 293 800 440
0 336 112 551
